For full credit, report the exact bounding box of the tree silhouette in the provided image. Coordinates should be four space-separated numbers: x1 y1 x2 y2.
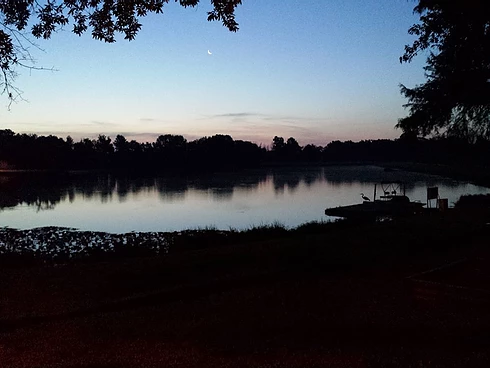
285 137 301 160
95 134 113 155
302 144 323 162
270 136 302 161
2 129 490 172
0 0 242 105
398 0 490 141
113 134 129 153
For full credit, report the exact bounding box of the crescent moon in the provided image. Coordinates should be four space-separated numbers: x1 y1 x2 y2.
207 50 212 55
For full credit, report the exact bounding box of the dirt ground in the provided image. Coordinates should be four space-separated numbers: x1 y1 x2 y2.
1 217 490 367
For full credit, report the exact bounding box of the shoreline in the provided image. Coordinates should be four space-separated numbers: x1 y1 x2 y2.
1 212 490 366
1 205 488 264
0 221 327 265
380 161 490 188
2 160 490 184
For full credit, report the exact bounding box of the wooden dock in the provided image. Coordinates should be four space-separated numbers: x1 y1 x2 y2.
325 197 425 219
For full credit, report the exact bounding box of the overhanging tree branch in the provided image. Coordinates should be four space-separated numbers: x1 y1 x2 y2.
0 0 242 106
399 0 490 141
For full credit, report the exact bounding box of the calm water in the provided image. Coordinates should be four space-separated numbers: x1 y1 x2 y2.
0 166 488 233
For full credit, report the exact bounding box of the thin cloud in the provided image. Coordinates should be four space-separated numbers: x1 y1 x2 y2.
88 120 116 126
210 112 266 119
138 118 174 123
208 112 334 126
261 115 333 123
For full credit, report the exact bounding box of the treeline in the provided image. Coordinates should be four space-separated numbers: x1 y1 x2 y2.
1 129 490 171
0 130 265 171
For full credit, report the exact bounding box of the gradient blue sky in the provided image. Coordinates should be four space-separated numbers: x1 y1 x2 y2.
0 0 426 146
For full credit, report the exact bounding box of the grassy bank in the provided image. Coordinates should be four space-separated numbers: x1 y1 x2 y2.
2 210 484 265
0 221 352 266
1 211 490 367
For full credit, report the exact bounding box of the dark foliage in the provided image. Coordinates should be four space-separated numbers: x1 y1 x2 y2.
0 129 266 172
322 136 490 167
2 130 490 173
399 0 490 140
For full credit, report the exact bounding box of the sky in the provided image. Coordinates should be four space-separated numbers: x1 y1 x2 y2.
0 0 427 147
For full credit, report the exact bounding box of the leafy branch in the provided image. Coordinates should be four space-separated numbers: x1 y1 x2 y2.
0 0 242 107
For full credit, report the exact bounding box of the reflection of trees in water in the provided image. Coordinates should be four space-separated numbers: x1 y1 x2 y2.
0 167 459 212
116 177 161 201
116 178 131 202
321 166 443 192
68 188 75 203
267 166 458 195
277 175 300 193
155 178 187 202
303 170 324 187
208 187 234 201
114 176 158 202
0 174 101 211
99 175 115 203
188 172 269 202
271 168 325 195
322 166 385 186
0 172 271 210
0 170 326 210
0 173 72 211
191 179 234 202
32 199 57 212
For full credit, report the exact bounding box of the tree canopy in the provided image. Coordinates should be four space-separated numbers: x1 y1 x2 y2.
398 0 490 141
0 0 242 104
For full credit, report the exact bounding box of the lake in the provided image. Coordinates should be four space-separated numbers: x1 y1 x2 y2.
0 166 488 233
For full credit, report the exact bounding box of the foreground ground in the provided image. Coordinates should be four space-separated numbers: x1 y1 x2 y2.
1 212 490 367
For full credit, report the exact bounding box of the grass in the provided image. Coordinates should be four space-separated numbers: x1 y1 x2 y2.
0 221 335 264
1 212 490 367
1 212 485 266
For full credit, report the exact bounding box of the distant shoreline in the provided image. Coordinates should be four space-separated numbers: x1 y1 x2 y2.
381 162 490 188
2 161 490 188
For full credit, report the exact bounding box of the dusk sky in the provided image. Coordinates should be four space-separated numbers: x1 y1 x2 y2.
0 0 426 147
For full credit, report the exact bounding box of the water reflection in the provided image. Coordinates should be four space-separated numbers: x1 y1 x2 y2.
0 171 272 211
0 167 487 233
0 167 482 212
0 173 73 211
